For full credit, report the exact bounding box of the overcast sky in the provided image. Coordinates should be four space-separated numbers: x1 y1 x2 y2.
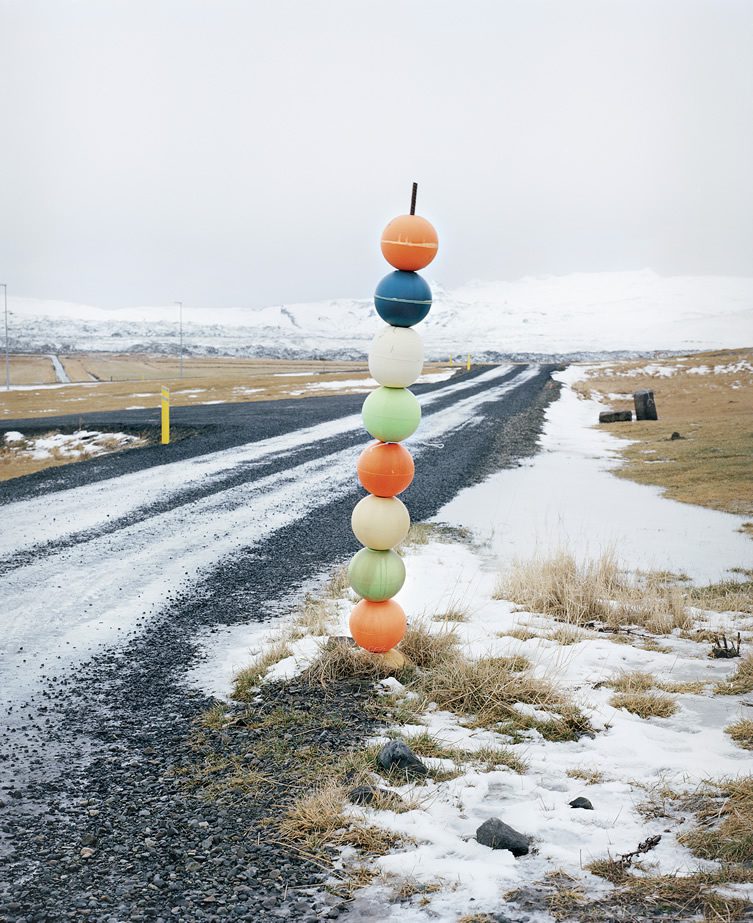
1 0 752 309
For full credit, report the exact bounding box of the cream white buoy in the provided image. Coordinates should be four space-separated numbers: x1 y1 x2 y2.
351 495 410 550
368 324 424 388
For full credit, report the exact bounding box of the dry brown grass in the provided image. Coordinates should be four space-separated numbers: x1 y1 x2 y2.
231 640 292 700
416 654 591 740
2 353 453 420
566 767 604 785
303 641 405 687
496 551 691 633
689 570 753 614
472 745 528 774
6 354 57 384
278 780 407 855
574 348 753 515
609 690 677 719
399 618 459 668
325 565 351 600
604 670 705 696
498 626 540 641
546 625 593 645
726 718 753 750
678 776 753 864
715 655 753 695
289 594 333 638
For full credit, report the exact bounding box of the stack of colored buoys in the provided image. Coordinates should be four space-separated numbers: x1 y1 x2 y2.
348 183 438 655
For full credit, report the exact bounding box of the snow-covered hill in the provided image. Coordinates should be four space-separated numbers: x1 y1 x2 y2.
7 270 753 360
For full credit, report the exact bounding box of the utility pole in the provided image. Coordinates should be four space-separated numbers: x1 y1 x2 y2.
2 283 8 390
175 301 183 379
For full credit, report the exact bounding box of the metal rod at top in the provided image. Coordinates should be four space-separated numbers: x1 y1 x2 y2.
410 182 418 215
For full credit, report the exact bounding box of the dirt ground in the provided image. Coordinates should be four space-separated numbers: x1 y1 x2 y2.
574 347 753 518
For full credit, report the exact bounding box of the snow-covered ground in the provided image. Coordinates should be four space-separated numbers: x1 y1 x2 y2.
2 429 141 461
7 270 753 360
187 366 753 921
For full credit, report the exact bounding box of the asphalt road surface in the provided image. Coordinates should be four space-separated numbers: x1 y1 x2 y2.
0 363 560 922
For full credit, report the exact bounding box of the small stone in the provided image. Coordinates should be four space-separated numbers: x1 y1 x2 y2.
569 796 594 810
80 847 96 859
475 818 530 856
377 740 428 777
670 431 685 440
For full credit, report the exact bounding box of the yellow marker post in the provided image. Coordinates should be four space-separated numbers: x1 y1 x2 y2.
161 386 170 445
449 355 453 366
466 354 471 371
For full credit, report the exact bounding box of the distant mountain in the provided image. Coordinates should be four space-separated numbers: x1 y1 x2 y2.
7 271 753 360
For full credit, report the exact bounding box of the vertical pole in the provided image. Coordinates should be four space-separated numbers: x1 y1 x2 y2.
161 386 170 444
176 301 184 379
466 354 471 371
2 284 8 390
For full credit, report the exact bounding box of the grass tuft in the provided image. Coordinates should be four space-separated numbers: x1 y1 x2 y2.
495 552 690 634
678 776 753 864
399 618 459 668
609 690 677 719
715 655 753 695
232 640 292 701
472 745 528 774
416 654 591 741
304 641 405 687
566 767 605 785
726 718 753 750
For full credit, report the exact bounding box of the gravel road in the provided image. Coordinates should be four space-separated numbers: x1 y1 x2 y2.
0 364 561 922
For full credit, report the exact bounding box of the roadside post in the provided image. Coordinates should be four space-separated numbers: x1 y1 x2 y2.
347 182 438 662
466 354 471 371
161 386 170 445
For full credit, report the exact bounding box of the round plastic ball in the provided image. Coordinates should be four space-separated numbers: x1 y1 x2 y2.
362 387 420 443
349 598 407 653
374 271 432 327
357 441 414 497
368 325 424 388
351 495 410 550
381 214 439 271
348 548 406 601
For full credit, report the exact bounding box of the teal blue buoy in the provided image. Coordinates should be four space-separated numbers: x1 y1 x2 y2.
374 271 432 327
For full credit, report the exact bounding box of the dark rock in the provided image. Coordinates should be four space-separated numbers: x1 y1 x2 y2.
599 410 632 424
376 740 428 777
670 431 685 440
634 389 658 421
569 796 593 810
475 818 530 856
348 784 396 806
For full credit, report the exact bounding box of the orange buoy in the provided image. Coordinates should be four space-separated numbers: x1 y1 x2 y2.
381 214 438 271
357 441 415 497
349 598 407 653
